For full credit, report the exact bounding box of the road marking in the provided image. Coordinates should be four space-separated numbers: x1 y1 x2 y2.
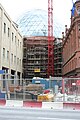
38 117 77 120
38 117 54 119
0 115 78 120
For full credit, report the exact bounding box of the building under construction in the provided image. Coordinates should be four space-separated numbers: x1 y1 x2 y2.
23 36 48 79
23 36 63 79
16 7 63 79
54 38 63 77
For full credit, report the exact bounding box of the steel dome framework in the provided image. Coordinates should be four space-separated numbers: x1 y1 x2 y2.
17 8 63 78
17 9 48 36
16 9 63 37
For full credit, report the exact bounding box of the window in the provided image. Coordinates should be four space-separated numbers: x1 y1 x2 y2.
78 37 80 47
78 8 80 16
7 51 9 60
15 36 16 44
3 48 5 58
78 24 80 31
20 42 21 48
12 32 14 41
20 59 21 65
17 58 19 65
4 23 6 33
11 53 13 63
18 39 19 46
8 27 10 37
3 80 6 88
14 55 16 63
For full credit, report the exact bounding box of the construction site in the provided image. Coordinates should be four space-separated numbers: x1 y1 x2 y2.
0 0 63 102
54 38 62 77
0 0 71 103
23 36 62 79
23 36 48 79
1 0 80 104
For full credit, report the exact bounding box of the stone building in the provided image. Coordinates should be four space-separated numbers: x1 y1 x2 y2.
0 4 23 88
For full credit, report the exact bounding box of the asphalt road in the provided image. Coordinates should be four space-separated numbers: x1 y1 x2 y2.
0 106 80 120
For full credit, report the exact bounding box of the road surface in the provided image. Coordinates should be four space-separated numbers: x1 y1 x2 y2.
0 106 80 120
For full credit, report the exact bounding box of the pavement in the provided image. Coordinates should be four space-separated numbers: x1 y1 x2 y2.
0 106 80 120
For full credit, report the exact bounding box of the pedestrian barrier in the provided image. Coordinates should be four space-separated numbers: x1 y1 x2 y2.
6 100 23 107
63 102 80 110
42 102 63 109
0 100 80 110
23 101 42 108
0 99 6 106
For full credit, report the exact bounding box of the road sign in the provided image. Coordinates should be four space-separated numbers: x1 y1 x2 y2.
0 70 5 74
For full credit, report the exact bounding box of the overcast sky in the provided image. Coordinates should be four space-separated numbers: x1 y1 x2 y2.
0 0 77 33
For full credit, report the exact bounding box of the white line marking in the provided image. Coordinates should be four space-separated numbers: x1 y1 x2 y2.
38 117 77 120
38 117 54 119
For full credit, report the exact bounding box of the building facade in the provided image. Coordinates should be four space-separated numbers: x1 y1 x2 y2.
0 4 23 82
23 36 63 79
63 0 80 77
23 36 48 79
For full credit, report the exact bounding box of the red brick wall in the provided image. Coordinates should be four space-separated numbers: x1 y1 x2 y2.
63 1 80 76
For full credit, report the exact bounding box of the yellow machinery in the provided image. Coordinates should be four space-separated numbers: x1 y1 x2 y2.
37 89 54 102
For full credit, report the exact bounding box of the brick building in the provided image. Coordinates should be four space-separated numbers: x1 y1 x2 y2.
63 0 80 77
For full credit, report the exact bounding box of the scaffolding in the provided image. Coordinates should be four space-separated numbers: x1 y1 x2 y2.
23 36 48 79
54 38 63 77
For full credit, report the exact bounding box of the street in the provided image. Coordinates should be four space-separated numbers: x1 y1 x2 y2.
0 106 80 120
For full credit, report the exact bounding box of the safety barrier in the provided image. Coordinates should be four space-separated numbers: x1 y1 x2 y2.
0 100 80 110
23 101 42 108
42 102 63 109
63 102 80 110
6 100 23 107
0 99 6 106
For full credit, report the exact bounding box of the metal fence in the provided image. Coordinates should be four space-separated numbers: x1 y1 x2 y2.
60 77 80 102
0 76 80 102
0 77 43 101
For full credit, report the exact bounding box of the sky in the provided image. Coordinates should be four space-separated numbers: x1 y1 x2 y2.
0 0 77 35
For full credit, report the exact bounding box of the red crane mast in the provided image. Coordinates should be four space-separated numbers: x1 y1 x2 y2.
48 0 54 77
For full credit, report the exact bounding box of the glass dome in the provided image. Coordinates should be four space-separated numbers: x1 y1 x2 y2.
16 9 63 37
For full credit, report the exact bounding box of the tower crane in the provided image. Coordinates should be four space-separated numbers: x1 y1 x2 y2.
48 0 54 77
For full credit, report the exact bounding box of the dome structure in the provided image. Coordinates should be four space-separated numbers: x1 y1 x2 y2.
16 9 63 37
